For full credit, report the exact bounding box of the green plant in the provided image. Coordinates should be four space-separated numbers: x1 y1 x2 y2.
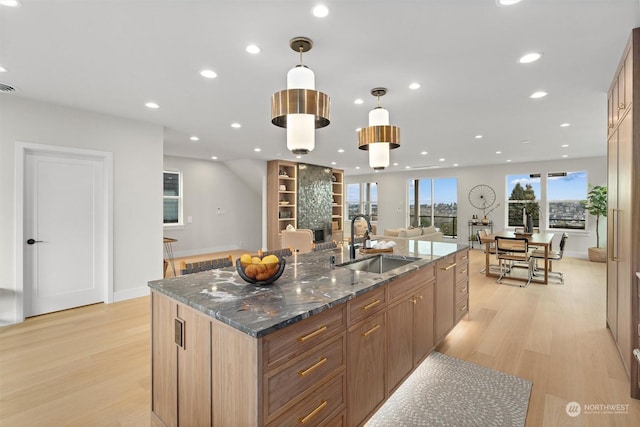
580 185 607 247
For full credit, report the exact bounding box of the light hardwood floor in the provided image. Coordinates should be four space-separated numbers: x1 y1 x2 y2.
1 249 639 426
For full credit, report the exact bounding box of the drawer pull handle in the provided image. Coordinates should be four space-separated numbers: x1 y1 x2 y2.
298 326 327 342
619 102 626 109
460 268 467 274
441 263 457 271
459 287 467 293
298 357 328 377
459 305 468 312
362 299 381 311
298 400 327 424
461 255 468 260
362 324 381 337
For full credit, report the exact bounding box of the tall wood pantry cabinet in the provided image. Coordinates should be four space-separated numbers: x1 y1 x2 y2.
606 27 640 399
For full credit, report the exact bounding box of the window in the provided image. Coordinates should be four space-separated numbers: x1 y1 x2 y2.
163 171 182 225
506 173 541 227
409 178 458 237
347 182 378 221
547 171 587 230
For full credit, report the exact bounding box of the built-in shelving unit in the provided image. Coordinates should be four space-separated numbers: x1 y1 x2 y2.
267 160 297 250
332 170 344 243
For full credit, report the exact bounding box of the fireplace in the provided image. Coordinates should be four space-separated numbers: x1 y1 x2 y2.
314 229 325 243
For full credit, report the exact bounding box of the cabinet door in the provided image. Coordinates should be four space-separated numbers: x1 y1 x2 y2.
414 282 435 365
387 298 414 394
435 256 456 343
607 131 619 337
151 292 178 427
347 312 386 426
176 303 211 427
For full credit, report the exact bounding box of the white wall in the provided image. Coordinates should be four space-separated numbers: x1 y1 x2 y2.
346 157 607 258
162 156 262 256
0 96 163 323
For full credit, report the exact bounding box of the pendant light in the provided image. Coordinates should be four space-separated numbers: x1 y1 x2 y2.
271 37 330 155
358 88 400 170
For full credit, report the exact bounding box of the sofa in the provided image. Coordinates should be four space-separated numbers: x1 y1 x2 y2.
374 225 443 242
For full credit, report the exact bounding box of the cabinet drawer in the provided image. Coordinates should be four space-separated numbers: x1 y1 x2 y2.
265 334 345 421
266 373 345 427
388 266 435 302
348 286 386 326
263 305 346 369
456 297 468 322
456 250 469 264
456 280 469 304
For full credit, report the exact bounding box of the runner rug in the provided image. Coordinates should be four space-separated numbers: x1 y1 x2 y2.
366 351 532 427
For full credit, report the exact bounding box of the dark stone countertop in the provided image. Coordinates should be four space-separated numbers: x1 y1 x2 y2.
148 239 468 338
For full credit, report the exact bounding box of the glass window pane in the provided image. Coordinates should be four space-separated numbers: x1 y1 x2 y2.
548 171 587 230
434 178 458 237
507 173 540 227
164 172 180 196
163 199 179 223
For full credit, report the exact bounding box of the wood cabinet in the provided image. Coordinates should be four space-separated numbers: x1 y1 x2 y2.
455 251 470 322
267 160 298 250
332 170 344 243
387 266 435 394
151 292 211 427
606 27 640 399
435 254 456 343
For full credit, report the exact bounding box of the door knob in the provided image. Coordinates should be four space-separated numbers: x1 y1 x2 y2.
26 238 43 245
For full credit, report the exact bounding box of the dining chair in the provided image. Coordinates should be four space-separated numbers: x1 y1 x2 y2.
261 247 293 258
495 236 534 287
477 230 498 273
180 255 233 275
531 232 568 283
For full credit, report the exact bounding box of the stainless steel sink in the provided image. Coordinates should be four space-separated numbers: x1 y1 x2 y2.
338 255 420 274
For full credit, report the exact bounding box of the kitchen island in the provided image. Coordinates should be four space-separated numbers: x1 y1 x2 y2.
148 239 469 426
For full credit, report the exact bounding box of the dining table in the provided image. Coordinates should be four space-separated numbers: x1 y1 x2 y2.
480 230 555 284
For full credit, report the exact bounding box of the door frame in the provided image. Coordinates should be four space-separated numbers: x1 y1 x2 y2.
15 142 113 323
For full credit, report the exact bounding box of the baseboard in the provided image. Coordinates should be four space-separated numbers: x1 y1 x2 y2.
113 286 150 302
0 311 17 326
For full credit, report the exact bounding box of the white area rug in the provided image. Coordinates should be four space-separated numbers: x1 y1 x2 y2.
366 351 532 427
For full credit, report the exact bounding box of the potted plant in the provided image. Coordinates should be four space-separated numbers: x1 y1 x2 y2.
581 185 607 262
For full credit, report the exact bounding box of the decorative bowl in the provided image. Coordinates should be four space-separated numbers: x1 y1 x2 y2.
279 201 290 205
236 257 286 285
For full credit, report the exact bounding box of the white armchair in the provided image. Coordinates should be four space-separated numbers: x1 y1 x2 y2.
281 229 314 254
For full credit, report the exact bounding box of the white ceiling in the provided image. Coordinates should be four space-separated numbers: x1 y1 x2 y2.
1 0 639 175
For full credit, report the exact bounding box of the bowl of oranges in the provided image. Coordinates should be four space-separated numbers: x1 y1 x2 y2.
236 253 286 285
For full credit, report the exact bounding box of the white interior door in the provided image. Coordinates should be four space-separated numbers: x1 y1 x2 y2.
24 151 106 317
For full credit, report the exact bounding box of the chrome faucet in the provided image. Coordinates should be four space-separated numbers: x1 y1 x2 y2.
350 214 372 260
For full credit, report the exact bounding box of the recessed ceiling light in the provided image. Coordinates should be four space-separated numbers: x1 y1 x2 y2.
200 69 218 79
246 44 261 54
312 4 329 17
253 148 261 152
354 99 364 105
393 162 399 166
506 159 512 162
420 151 428 155
530 91 548 99
355 166 361 170
561 144 569 148
296 155 302 159
211 156 218 160
331 161 336 165
521 140 530 144
562 154 568 158
439 158 445 162
475 135 483 139
231 122 242 128
518 52 542 64
338 149 345 153
496 151 502 154
0 0 22 7
409 83 421 90
405 166 411 169
355 127 362 132
497 0 521 5
0 66 6 72
453 163 459 167
145 102 159 109
190 136 199 141
560 123 571 127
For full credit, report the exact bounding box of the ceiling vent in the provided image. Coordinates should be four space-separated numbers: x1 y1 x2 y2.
0 82 16 92
411 165 440 170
